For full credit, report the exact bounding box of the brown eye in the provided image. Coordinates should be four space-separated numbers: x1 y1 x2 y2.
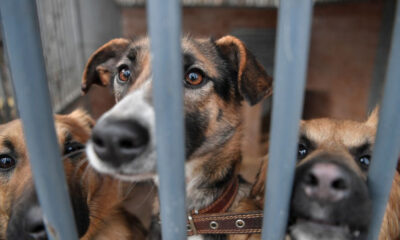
0 155 16 171
118 67 131 82
185 70 204 86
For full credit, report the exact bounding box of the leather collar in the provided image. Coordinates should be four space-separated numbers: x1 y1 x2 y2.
192 176 239 215
187 176 263 236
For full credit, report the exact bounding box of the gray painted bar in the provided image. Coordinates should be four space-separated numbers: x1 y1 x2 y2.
367 1 400 239
261 1 313 239
368 0 396 112
147 0 187 239
0 1 79 240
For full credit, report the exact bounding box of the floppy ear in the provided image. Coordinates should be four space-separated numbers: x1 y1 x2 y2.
69 109 95 130
81 38 131 94
366 106 379 127
215 35 273 105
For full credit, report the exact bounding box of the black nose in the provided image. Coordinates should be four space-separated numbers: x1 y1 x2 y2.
91 119 149 167
25 206 47 240
7 184 90 240
301 162 351 202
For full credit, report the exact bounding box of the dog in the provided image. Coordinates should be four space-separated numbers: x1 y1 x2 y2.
80 35 273 239
231 108 400 240
0 110 146 240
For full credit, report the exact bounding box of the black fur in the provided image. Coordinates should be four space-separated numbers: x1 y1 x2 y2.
216 109 223 122
349 142 371 157
211 65 235 103
148 216 162 240
2 139 16 157
204 234 227 240
185 110 209 159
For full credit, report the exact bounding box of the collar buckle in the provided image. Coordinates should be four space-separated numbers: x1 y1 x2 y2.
187 215 197 235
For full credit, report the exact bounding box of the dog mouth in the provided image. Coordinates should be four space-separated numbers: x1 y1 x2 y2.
114 171 157 182
289 216 363 240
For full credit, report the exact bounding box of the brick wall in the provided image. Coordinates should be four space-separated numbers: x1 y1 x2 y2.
121 1 384 120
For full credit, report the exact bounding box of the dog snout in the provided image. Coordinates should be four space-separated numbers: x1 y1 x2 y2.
25 206 47 240
7 184 90 240
91 119 150 167
301 162 351 202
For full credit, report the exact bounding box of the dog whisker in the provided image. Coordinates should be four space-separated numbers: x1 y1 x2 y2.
131 183 156 211
122 182 138 199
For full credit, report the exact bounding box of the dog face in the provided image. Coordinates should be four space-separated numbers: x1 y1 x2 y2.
0 110 93 239
250 110 382 240
0 110 145 240
288 112 379 240
82 36 272 182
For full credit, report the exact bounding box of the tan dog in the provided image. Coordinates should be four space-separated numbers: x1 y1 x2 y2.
0 110 146 240
231 109 400 240
81 35 273 239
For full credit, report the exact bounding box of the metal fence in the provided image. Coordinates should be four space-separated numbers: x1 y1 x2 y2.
1 0 400 240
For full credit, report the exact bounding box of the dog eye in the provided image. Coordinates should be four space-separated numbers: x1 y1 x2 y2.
0 155 16 171
64 142 85 155
358 155 371 169
118 67 131 82
185 70 204 86
297 143 308 160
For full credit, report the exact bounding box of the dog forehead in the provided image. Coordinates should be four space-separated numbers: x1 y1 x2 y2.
0 120 25 151
131 37 221 77
301 118 376 148
182 37 221 79
54 117 88 144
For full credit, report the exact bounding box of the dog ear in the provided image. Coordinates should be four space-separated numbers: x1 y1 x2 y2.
366 106 379 127
69 109 96 130
81 38 131 94
215 36 273 105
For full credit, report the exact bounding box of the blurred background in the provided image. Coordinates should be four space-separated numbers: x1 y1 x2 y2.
1 0 394 171
0 0 393 120
0 0 395 228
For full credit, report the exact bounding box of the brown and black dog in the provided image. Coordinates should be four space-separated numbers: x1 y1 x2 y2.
0 110 146 240
232 109 400 240
80 36 273 239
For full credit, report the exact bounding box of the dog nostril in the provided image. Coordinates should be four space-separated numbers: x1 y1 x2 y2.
25 206 47 239
93 135 105 148
28 223 48 240
119 138 134 149
332 178 347 190
304 173 319 187
28 223 46 237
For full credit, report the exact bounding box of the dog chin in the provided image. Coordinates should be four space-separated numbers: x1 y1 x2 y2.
288 219 362 240
86 142 157 182
113 172 157 182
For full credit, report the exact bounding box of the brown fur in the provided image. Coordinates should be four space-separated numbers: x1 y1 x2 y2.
0 110 146 240
231 109 400 240
82 35 273 239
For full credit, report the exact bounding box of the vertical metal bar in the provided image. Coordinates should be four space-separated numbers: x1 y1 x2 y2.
368 0 396 112
0 1 79 240
147 1 186 240
262 1 313 240
367 1 400 239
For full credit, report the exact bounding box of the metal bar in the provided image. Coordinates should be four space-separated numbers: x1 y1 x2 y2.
0 1 79 240
368 0 396 112
261 1 313 240
367 1 400 239
147 1 187 240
